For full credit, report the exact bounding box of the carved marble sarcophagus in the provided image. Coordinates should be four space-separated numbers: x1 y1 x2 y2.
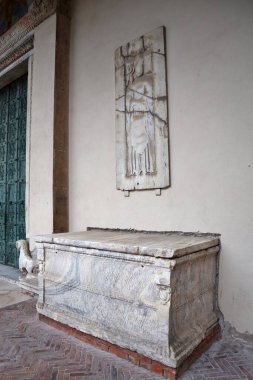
36 229 220 368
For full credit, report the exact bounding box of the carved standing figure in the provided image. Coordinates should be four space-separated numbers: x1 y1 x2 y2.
124 39 156 177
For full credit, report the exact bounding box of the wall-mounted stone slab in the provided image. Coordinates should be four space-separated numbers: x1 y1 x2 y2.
115 27 170 191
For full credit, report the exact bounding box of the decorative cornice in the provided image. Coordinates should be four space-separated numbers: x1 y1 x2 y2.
0 35 34 72
0 0 71 73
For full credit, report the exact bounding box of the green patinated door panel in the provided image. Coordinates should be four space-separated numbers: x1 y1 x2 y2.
0 74 27 267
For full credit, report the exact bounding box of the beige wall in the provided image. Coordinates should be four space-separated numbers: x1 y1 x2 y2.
29 14 57 237
69 0 253 334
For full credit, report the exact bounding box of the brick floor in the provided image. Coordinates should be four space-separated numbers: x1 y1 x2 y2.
0 298 253 380
0 298 164 380
182 327 253 380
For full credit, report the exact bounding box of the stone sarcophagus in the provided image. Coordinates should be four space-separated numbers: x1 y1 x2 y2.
36 229 220 369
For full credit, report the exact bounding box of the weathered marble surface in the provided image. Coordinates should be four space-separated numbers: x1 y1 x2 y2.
36 229 220 368
115 26 169 191
35 229 219 259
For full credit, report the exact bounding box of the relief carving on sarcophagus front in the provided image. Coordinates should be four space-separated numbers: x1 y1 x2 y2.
115 26 170 191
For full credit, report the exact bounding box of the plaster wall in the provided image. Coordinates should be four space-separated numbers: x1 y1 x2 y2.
69 0 253 334
29 14 56 236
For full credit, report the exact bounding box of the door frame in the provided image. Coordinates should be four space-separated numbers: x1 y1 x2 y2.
0 1 70 244
0 51 33 246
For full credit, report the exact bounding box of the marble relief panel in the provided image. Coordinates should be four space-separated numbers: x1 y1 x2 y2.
115 26 170 191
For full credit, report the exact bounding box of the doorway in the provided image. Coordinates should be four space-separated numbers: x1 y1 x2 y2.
0 74 27 267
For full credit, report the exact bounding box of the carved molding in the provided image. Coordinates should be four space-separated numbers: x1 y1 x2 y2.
0 35 34 72
0 0 71 73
